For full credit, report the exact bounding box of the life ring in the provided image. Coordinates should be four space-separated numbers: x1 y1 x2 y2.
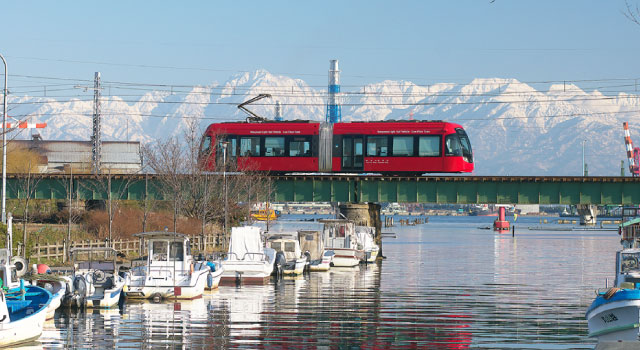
11 257 28 277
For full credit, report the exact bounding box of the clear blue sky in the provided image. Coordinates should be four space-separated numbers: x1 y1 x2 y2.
3 1 640 89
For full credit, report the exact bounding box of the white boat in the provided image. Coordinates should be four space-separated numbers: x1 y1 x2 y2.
586 248 640 341
266 233 308 275
355 226 379 263
27 275 69 320
220 226 276 285
0 286 51 348
299 230 334 271
125 232 212 300
320 219 364 267
66 247 125 308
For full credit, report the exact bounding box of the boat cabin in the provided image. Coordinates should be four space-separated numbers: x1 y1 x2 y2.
615 248 640 288
266 233 301 261
0 249 18 289
620 218 640 248
299 230 323 261
320 219 359 250
134 232 195 278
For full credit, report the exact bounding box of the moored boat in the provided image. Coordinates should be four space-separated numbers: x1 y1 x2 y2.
266 232 308 275
299 230 334 271
355 226 379 263
65 247 125 308
320 219 364 267
220 226 276 285
586 248 640 341
125 232 211 301
0 285 51 348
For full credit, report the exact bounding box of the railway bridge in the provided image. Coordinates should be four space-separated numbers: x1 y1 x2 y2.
5 174 640 223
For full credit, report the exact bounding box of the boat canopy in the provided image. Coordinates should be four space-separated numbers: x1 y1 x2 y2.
229 226 264 261
355 226 376 251
299 230 323 260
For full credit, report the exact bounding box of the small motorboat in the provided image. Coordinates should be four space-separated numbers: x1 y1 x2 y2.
65 247 125 308
0 249 62 321
320 219 364 267
299 230 334 271
24 265 70 320
125 232 212 301
266 232 308 275
220 226 276 285
355 226 379 263
586 248 640 341
0 285 51 348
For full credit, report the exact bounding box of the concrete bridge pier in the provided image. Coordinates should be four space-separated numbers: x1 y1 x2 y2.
338 203 382 259
577 204 598 225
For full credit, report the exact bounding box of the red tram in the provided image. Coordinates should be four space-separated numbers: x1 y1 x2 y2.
200 120 473 175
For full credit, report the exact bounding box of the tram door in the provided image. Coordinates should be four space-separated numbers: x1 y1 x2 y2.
342 136 364 171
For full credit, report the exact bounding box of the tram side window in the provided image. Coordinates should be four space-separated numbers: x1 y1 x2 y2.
445 134 463 156
367 136 388 156
289 137 311 157
265 137 285 156
392 136 414 156
240 137 261 157
419 135 440 157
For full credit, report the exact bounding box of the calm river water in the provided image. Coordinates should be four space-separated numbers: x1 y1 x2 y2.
27 215 619 349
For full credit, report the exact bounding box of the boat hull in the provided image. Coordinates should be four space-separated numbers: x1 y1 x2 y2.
220 261 274 286
126 269 209 300
328 248 362 267
586 290 640 341
86 286 123 308
283 257 307 275
0 308 47 348
365 246 379 263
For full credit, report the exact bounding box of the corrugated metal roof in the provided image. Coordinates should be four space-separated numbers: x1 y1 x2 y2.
11 139 142 168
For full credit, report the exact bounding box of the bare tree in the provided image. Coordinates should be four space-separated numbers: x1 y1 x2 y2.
12 162 43 256
625 0 640 25
57 167 84 262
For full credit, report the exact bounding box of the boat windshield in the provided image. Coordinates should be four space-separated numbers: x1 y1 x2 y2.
152 241 168 261
621 252 640 273
285 242 296 252
169 242 184 261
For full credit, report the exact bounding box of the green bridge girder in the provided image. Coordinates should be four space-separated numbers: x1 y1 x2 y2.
5 174 640 205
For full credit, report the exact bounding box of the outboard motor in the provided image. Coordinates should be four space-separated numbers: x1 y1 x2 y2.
274 252 286 278
303 251 312 274
71 275 88 309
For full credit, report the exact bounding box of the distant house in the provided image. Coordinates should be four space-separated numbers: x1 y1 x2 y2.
11 135 142 174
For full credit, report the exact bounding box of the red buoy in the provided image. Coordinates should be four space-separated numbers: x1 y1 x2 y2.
493 206 510 232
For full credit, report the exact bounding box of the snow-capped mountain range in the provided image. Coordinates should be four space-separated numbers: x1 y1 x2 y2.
7 69 639 176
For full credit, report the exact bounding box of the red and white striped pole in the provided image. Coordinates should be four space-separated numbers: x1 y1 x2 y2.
623 122 639 177
0 122 47 129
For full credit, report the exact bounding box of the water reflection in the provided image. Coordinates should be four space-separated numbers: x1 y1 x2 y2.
12 216 621 348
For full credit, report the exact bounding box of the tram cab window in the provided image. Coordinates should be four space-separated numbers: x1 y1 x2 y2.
152 241 168 261
456 128 473 163
418 136 441 157
289 137 311 157
392 136 414 156
367 136 388 156
169 242 184 261
240 137 261 157
200 135 212 156
265 137 285 156
445 134 463 157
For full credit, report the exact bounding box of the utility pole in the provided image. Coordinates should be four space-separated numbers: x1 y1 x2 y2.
1 53 7 224
223 142 228 236
91 72 102 175
582 139 587 176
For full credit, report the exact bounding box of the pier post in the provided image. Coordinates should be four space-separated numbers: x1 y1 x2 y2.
339 203 383 259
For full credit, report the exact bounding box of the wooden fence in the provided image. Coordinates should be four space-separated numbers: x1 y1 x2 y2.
30 234 227 262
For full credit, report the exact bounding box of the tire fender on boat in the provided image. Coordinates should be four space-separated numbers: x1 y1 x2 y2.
11 256 28 277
